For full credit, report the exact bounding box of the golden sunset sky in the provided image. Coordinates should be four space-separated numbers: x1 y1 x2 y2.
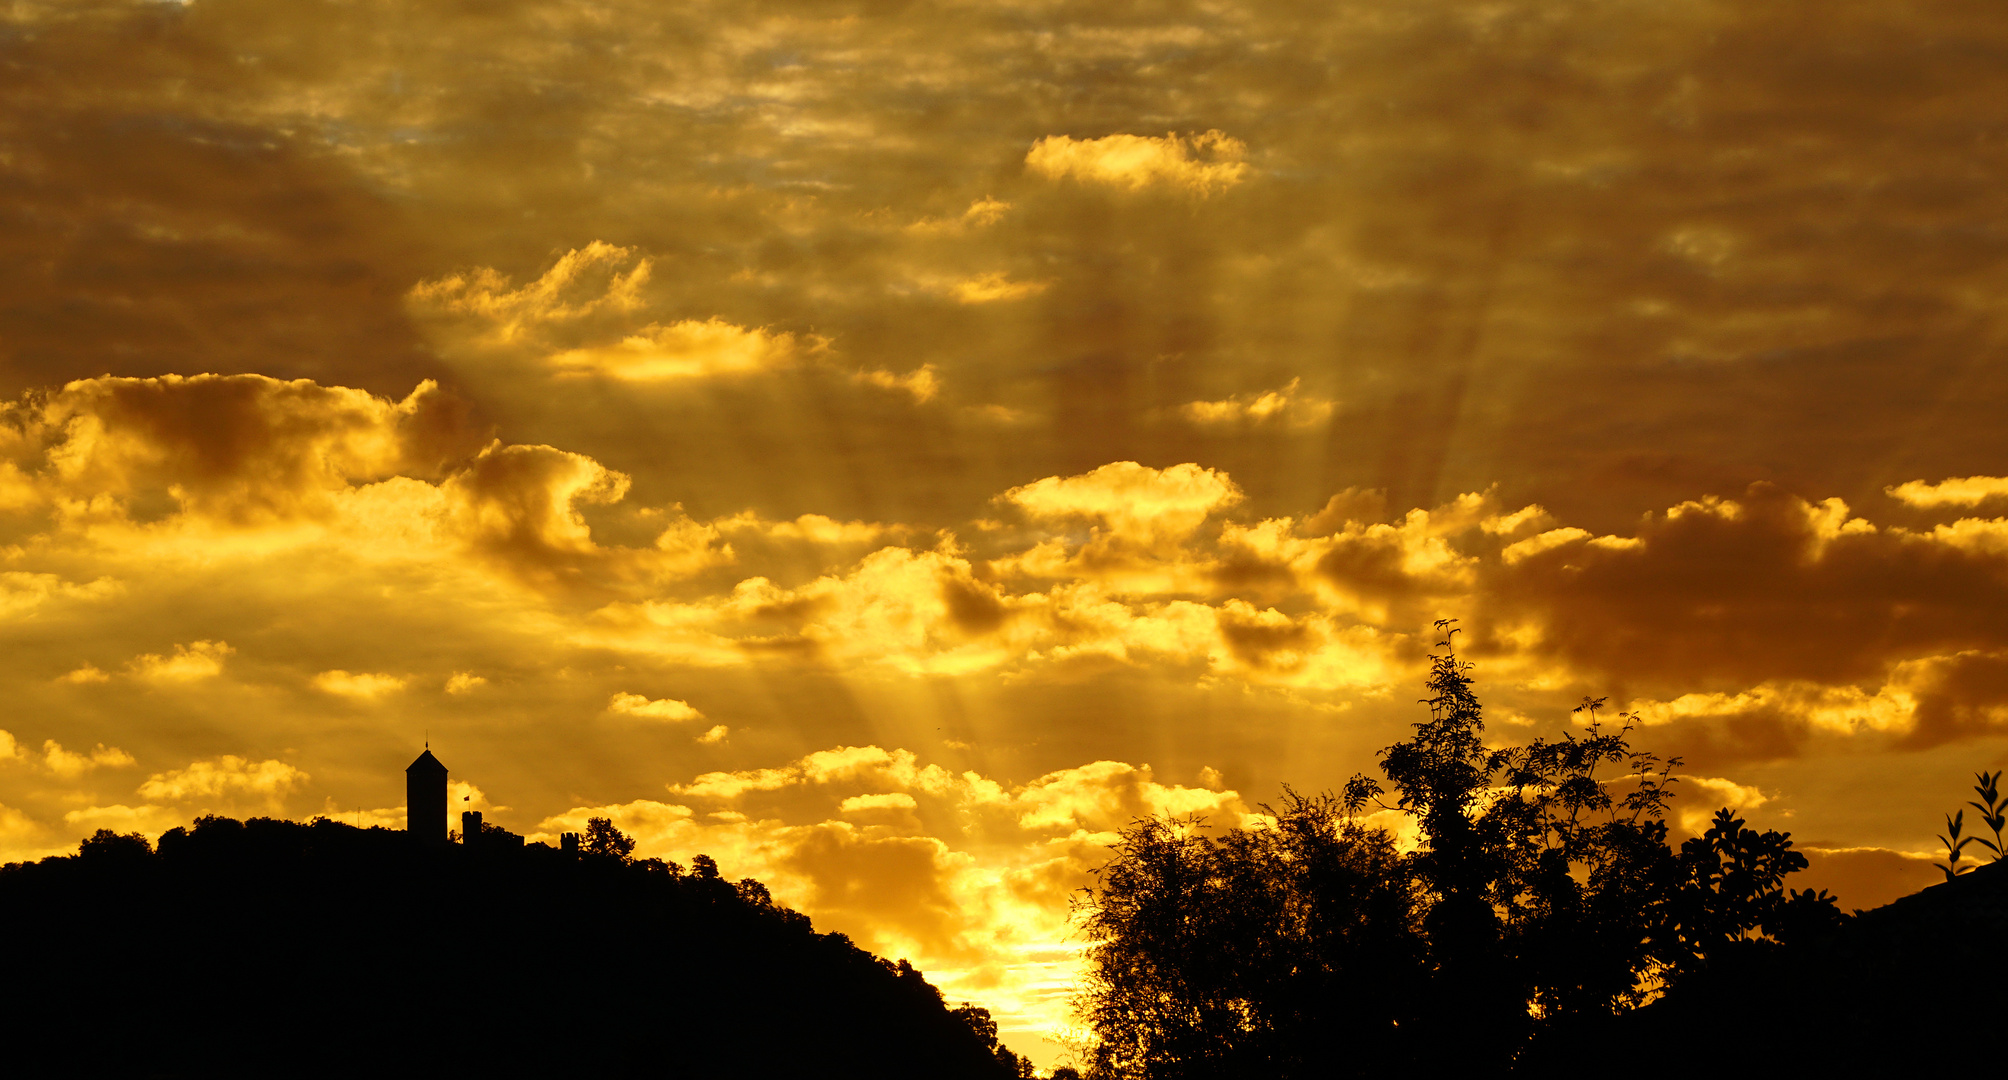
5 0 2007 1060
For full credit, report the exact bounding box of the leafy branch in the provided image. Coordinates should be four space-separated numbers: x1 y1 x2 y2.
1968 769 2005 860
1936 770 2006 881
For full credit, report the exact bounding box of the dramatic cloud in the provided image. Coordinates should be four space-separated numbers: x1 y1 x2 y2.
1003 461 1242 551
1180 379 1334 429
0 574 121 620
1478 485 2008 694
1026 132 1249 195
542 745 1246 1044
409 244 821 386
5 375 474 524
443 442 632 577
40 741 135 779
1887 476 2008 509
311 671 409 699
130 642 234 683
7 0 2008 1064
136 757 309 809
548 320 806 382
407 243 653 342
445 673 488 694
946 274 1048 305
853 366 943 402
608 693 703 721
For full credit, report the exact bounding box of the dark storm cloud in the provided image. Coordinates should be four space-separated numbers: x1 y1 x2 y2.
14 0 2004 527
1479 484 2008 690
0 3 446 396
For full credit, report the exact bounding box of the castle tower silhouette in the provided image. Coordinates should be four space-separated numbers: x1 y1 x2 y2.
406 748 448 846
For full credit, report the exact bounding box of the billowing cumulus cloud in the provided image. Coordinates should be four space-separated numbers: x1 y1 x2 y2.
1477 485 2008 695
1026 132 1249 195
311 670 409 699
608 692 703 721
840 792 918 813
443 442 634 582
720 512 892 547
946 274 1048 305
1180 379 1334 429
1887 476 2008 509
4 375 475 524
39 741 135 779
0 374 736 602
137 757 309 809
445 672 487 694
548 319 806 382
410 245 822 386
131 642 234 683
0 574 121 621
1003 461 1241 551
853 366 942 402
408 243 652 336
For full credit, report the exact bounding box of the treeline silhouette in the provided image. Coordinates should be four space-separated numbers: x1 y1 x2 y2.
0 815 1032 1079
1072 622 1856 1078
1523 853 2008 1075
1567 768 2005 1075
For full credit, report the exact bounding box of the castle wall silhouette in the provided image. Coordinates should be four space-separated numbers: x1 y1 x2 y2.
405 748 575 853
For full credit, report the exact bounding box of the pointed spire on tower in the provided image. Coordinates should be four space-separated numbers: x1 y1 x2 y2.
406 746 448 846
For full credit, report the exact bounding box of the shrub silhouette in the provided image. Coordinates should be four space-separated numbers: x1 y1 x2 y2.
1072 621 1838 1078
1937 769 2006 879
0 815 1027 1079
1530 772 2008 1077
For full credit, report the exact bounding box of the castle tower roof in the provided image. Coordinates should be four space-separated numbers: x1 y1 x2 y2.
407 749 447 777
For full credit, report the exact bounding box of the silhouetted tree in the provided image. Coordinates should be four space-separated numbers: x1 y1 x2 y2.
953 1004 1037 1077
1074 620 1838 1078
581 815 636 861
1522 772 2008 1077
77 829 152 864
1075 792 1418 1078
1660 808 1843 965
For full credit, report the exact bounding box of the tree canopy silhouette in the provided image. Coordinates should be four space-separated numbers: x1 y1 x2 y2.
582 815 639 861
1072 621 1840 1078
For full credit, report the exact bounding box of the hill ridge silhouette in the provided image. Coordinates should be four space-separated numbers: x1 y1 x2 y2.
1527 856 2008 1073
0 815 1033 1079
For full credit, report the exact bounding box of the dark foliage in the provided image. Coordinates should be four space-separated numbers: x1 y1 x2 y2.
1936 769 2006 879
1073 792 1418 1079
1526 856 2008 1076
1073 621 1841 1078
0 816 1026 1079
582 815 639 862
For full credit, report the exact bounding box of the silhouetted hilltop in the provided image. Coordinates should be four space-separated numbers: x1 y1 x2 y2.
1528 858 2008 1073
0 817 1030 1079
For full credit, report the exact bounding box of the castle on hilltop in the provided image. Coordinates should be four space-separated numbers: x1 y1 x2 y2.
406 747 574 854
